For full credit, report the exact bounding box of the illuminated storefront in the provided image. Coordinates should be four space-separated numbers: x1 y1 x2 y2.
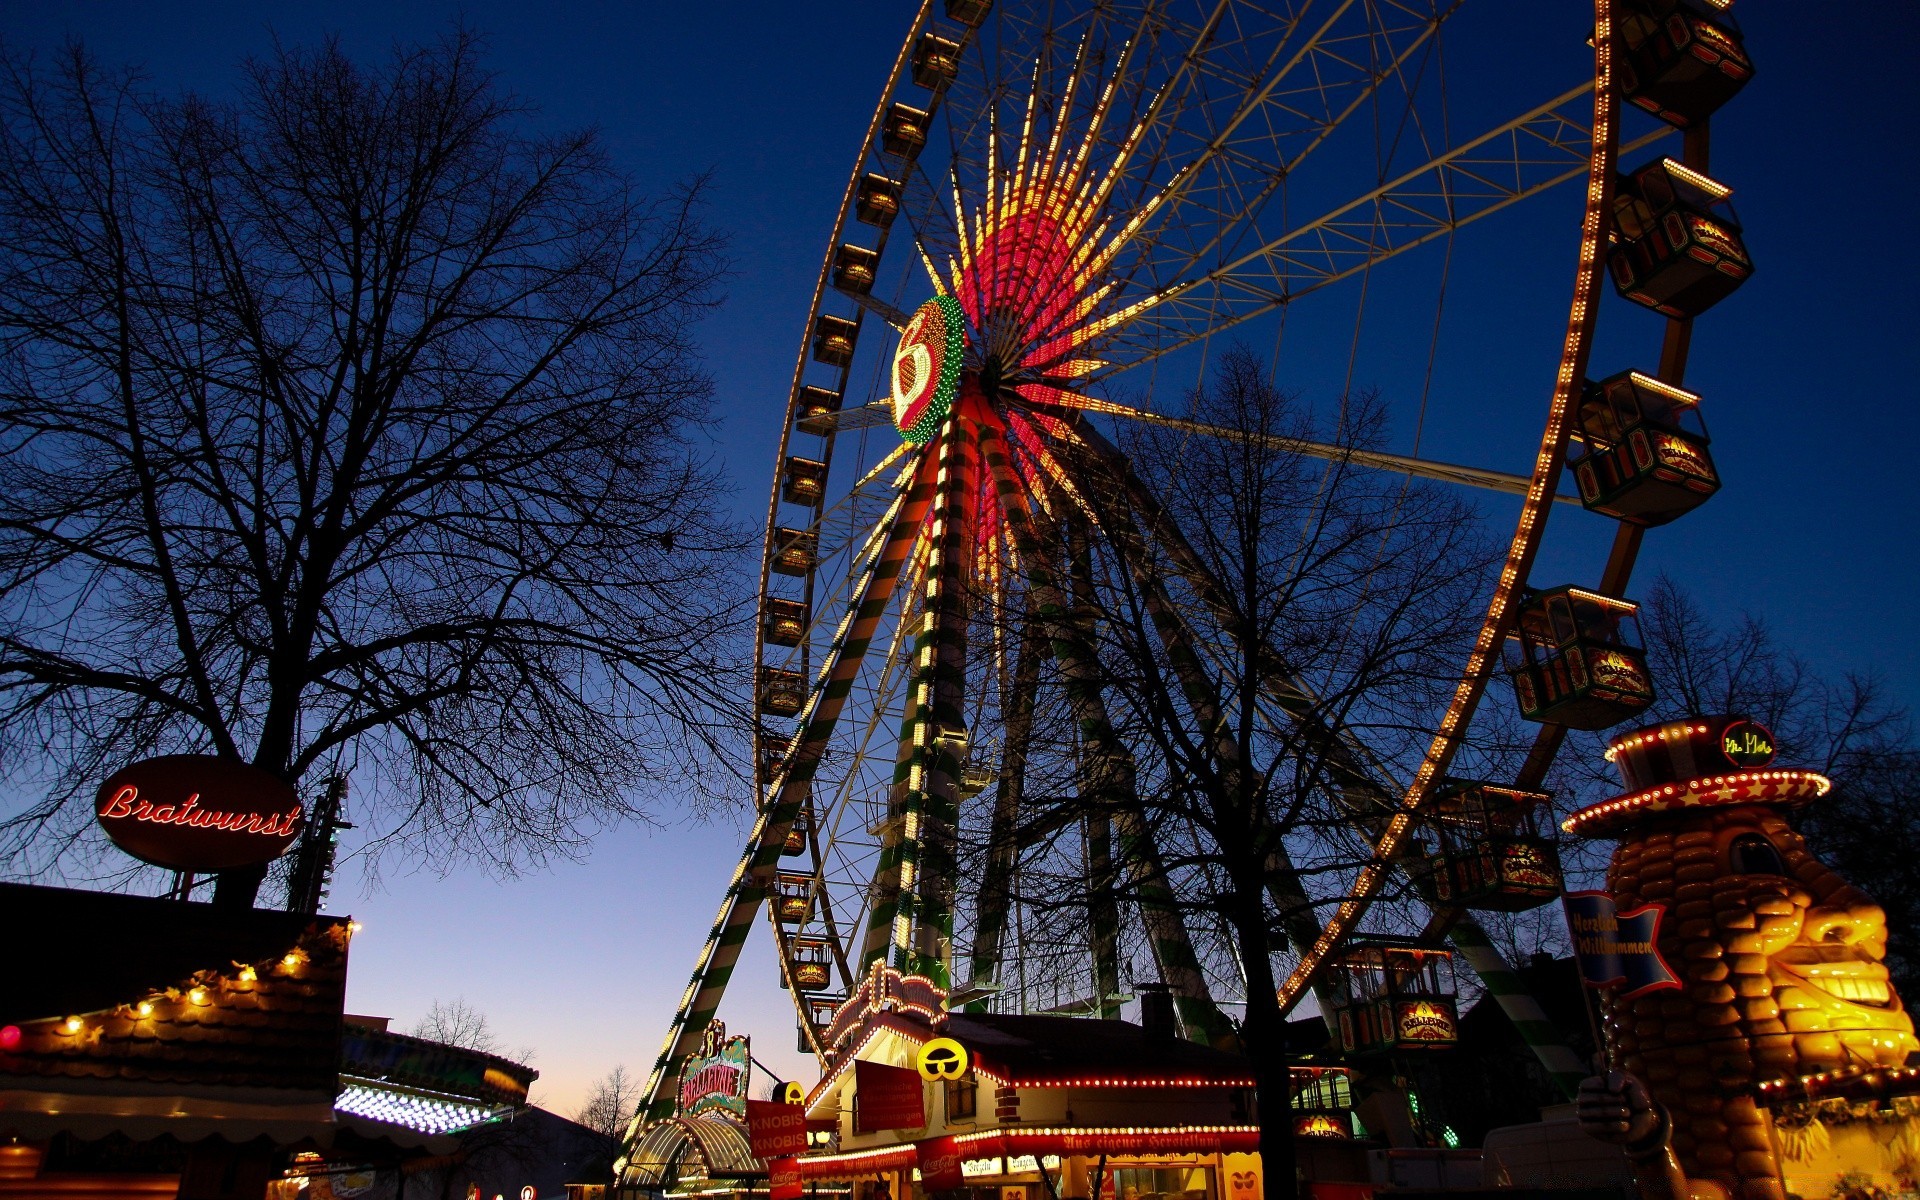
621 1023 785 1200
777 967 1370 1200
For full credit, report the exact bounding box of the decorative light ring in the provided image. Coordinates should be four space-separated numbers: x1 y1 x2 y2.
1562 768 1831 837
891 295 967 445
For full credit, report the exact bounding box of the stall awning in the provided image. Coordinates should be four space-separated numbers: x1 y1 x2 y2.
624 1114 762 1187
791 1145 917 1181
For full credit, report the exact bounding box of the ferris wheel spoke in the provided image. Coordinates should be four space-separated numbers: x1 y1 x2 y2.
838 285 915 332
1088 83 1670 380
1034 390 1580 502
1112 0 1458 298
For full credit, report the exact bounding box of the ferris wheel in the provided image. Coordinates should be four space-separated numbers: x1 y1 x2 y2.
629 0 1757 1127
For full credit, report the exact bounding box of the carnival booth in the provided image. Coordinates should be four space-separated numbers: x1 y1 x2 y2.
772 967 1370 1200
620 1023 772 1200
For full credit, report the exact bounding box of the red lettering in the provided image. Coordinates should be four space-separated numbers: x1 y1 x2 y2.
101 786 137 819
96 786 302 840
681 1062 741 1110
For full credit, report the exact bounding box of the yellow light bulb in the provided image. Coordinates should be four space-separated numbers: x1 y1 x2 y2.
63 1016 82 1033
136 1001 154 1017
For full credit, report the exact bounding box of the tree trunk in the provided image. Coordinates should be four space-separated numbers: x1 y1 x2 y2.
1231 895 1296 1200
211 863 268 910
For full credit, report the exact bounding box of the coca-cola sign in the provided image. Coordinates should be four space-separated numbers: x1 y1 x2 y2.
95 755 303 871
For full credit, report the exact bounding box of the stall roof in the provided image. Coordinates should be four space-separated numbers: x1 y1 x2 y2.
0 881 348 1144
341 1025 537 1106
943 1013 1254 1084
0 881 344 1035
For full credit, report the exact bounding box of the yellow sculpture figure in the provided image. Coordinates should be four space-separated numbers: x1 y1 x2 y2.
1567 716 1919 1199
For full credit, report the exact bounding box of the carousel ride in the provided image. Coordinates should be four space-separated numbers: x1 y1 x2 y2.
622 0 1765 1176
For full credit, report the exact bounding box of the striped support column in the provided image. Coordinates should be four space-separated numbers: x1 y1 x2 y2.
629 452 935 1129
1449 914 1590 1100
976 411 1232 1047
966 604 1045 1009
1067 517 1122 1020
860 399 976 987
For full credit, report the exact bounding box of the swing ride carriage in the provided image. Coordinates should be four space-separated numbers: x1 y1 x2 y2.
606 0 1872 1195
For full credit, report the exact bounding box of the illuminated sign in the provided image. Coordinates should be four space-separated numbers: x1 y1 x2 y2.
677 1021 750 1119
853 1059 924 1133
916 1037 970 1082
1564 891 1682 999
94 755 303 871
1292 1114 1349 1139
1499 841 1560 891
917 1137 964 1191
1720 720 1777 769
769 1159 803 1200
891 296 966 445
745 1100 809 1159
1395 999 1458 1045
1589 649 1651 695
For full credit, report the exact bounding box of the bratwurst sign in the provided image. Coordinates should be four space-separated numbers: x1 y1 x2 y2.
95 754 303 871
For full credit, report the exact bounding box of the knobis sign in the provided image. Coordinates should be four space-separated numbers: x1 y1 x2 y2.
95 755 303 872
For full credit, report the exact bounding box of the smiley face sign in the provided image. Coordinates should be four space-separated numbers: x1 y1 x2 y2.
915 1036 970 1082
891 296 966 445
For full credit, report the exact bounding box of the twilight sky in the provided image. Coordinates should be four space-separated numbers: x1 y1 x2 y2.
5 2 1916 1117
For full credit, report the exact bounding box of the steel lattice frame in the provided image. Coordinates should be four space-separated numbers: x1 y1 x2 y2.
618 0 1741 1148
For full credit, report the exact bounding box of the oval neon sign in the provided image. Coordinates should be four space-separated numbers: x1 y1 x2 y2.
95 754 304 871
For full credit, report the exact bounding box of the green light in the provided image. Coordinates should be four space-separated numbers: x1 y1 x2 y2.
892 295 967 446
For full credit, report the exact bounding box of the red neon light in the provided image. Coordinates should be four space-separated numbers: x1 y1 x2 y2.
99 785 302 838
679 1062 742 1112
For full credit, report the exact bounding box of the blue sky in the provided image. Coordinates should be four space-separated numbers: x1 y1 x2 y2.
5 2 1916 1115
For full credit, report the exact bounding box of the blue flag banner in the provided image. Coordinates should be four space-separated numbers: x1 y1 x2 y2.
1562 891 1682 999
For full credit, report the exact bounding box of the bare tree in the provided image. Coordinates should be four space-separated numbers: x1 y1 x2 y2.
410 996 508 1056
572 1064 639 1141
974 347 1499 1181
0 33 745 904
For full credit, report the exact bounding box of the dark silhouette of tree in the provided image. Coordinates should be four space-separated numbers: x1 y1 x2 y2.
412 997 508 1057
571 1064 639 1141
966 347 1499 1183
0 33 744 904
